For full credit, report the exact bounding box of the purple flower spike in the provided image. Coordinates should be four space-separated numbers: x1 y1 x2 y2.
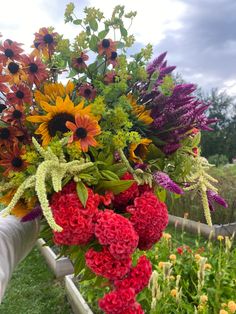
153 171 184 195
21 204 42 222
207 190 228 208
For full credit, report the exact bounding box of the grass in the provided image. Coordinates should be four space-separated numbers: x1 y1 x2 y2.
0 247 72 314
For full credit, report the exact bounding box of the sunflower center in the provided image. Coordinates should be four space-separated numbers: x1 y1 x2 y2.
8 62 19 74
29 63 39 73
0 104 7 113
0 128 10 139
76 57 83 64
16 90 24 99
102 39 110 48
11 157 23 168
84 88 92 97
4 48 14 58
48 113 74 137
43 34 54 44
111 51 117 60
76 127 87 139
13 110 23 119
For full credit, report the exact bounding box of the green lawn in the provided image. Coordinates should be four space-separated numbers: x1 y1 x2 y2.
0 247 72 314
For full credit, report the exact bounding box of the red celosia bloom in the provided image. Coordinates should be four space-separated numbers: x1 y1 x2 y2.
127 192 168 250
98 38 116 57
0 126 23 147
21 55 48 86
99 191 114 206
114 255 152 294
71 52 89 71
0 39 23 65
113 172 139 211
2 104 25 126
99 287 136 314
51 181 100 245
85 247 132 280
34 27 58 57
120 303 144 314
95 209 139 260
138 183 153 194
0 143 27 176
7 84 32 105
107 51 118 67
177 247 183 255
0 64 10 93
78 83 97 101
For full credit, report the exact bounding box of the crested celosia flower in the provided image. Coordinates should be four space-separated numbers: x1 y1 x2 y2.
85 247 132 280
98 287 136 314
120 303 144 314
51 181 100 245
95 209 139 260
207 189 228 211
113 172 139 210
153 171 183 195
114 255 152 294
127 192 168 250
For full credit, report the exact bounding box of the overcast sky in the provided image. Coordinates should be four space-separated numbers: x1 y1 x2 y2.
0 0 236 96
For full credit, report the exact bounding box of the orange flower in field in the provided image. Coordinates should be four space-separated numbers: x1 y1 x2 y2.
0 39 23 65
98 38 116 57
0 143 27 176
66 114 101 152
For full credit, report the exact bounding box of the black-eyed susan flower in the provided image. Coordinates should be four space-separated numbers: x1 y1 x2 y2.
66 114 101 152
0 39 23 65
0 143 27 176
98 38 116 57
22 55 48 86
27 95 92 146
129 138 152 162
7 84 32 105
71 51 89 71
78 83 96 101
128 95 153 125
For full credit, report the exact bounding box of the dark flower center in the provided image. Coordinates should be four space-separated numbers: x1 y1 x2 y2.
102 39 110 49
0 104 7 113
16 90 25 99
13 110 23 119
76 127 87 139
17 135 25 142
48 113 74 137
84 88 92 97
11 157 23 168
76 57 84 64
111 51 117 60
0 128 10 139
4 49 14 58
29 63 39 73
34 42 40 49
8 62 19 74
43 34 54 44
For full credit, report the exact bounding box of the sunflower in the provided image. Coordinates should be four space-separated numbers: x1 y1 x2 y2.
2 104 25 126
0 126 23 147
34 81 74 104
66 114 101 152
7 84 32 105
27 95 92 146
129 138 152 163
71 51 89 71
22 55 48 86
78 83 96 101
0 39 23 65
107 51 118 67
33 27 58 58
0 143 27 176
128 94 153 125
98 38 116 57
6 61 27 85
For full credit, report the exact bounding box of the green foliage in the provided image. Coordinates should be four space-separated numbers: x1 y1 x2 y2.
208 154 228 166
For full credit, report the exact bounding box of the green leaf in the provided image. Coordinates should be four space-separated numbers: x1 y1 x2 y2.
117 41 125 49
96 180 134 194
89 19 98 31
89 35 98 52
73 19 82 25
120 26 128 37
100 170 119 181
98 29 109 39
76 181 88 207
0 121 9 127
155 188 166 202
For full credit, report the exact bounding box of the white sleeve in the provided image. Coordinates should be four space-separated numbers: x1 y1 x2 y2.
0 212 40 302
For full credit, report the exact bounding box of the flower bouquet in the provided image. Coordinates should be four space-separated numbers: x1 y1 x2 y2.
0 3 227 313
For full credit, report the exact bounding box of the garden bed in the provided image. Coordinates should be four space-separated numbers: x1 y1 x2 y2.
36 238 74 278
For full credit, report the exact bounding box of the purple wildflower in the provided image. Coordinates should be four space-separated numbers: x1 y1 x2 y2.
21 204 42 222
153 171 184 195
207 190 228 211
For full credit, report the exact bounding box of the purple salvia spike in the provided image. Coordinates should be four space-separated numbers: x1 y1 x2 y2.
153 171 184 194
